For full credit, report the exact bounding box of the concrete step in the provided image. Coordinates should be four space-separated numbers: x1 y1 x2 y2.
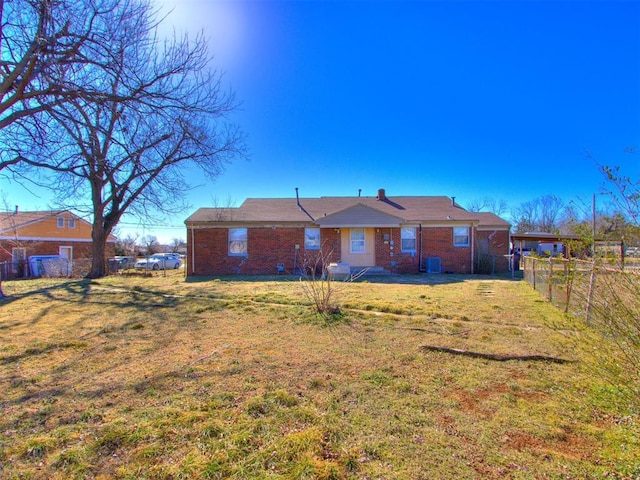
350 266 391 276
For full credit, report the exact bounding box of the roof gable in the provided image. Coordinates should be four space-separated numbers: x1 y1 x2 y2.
316 203 404 227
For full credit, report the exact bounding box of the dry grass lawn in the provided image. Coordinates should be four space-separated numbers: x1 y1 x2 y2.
0 272 638 479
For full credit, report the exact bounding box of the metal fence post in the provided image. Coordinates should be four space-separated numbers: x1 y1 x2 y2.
585 260 596 325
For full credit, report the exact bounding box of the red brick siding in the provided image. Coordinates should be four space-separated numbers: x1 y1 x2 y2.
476 229 510 273
374 228 420 273
319 228 340 264
422 227 472 273
371 227 480 274
188 229 228 275
188 226 510 276
188 227 340 276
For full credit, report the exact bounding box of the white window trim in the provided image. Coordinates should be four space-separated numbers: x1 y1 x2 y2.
453 227 470 247
401 227 417 253
57 216 64 228
304 227 320 250
228 227 248 257
67 217 76 229
350 228 365 254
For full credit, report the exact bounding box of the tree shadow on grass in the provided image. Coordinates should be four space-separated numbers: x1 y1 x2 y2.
0 279 92 305
2 279 181 308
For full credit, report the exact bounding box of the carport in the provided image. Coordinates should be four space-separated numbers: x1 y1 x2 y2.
510 232 584 259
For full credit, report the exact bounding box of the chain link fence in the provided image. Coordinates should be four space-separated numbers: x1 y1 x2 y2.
0 258 92 280
523 256 640 317
523 255 640 401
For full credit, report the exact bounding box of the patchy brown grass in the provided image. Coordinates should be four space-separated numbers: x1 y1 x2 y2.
0 272 638 479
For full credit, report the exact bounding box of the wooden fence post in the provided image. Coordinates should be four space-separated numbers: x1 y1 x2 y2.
532 257 536 290
548 256 554 302
564 259 571 314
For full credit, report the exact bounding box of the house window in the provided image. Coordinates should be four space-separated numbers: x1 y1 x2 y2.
350 228 365 253
401 227 416 252
305 227 320 250
57 216 64 228
68 217 76 228
454 227 470 247
228 228 248 256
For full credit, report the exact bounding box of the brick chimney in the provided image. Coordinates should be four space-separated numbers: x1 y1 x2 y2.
377 188 386 201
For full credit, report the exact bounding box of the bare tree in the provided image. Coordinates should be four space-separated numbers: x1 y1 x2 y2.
538 194 565 232
15 0 244 277
511 199 538 233
465 196 508 216
170 237 184 253
115 232 137 256
601 154 639 227
140 234 158 256
511 194 566 233
0 0 120 170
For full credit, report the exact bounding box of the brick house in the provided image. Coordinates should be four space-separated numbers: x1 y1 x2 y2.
185 189 511 277
0 209 116 277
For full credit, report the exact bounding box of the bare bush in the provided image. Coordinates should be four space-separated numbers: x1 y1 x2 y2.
299 249 341 320
579 261 640 402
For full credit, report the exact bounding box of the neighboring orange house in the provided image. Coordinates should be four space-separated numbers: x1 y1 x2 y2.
0 209 116 277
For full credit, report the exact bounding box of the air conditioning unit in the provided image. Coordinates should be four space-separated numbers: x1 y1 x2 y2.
426 257 442 273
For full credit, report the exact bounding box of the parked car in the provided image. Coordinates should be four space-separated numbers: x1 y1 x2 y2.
626 247 640 257
135 253 182 270
112 256 137 270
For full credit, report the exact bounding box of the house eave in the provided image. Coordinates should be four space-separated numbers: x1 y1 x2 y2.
186 221 315 229
0 235 115 243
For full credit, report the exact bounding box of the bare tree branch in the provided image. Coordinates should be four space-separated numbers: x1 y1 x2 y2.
12 0 244 277
0 0 124 170
511 195 566 234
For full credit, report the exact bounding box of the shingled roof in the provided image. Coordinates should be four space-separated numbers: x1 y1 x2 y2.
0 210 66 234
185 193 511 228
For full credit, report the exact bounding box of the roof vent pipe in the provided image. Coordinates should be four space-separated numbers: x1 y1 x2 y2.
358 189 361 197
451 196 456 207
377 188 386 201
14 205 18 215
295 187 315 222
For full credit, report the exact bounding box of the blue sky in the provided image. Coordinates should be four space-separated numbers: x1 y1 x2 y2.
2 0 639 243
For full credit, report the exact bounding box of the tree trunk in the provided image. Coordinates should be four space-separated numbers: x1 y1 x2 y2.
87 225 109 278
